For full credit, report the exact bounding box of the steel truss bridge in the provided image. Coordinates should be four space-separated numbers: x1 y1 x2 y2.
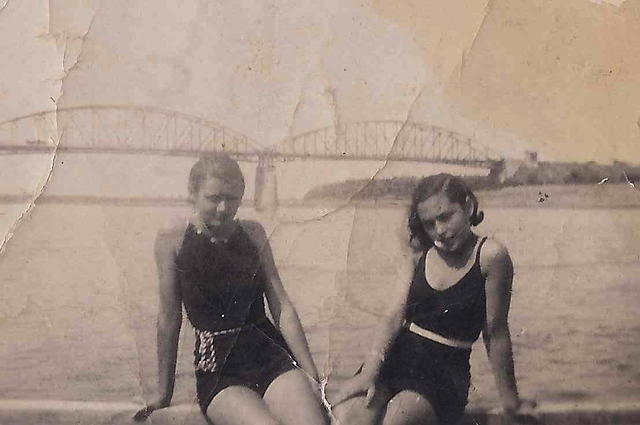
0 106 262 160
0 105 505 206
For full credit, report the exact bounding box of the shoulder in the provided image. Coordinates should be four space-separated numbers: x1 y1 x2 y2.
238 220 278 270
478 237 513 276
155 216 188 256
479 237 509 261
238 220 269 246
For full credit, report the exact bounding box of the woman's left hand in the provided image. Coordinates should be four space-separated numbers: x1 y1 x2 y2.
132 398 170 422
503 399 538 424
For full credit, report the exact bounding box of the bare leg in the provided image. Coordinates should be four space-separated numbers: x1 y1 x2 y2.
330 385 393 425
206 385 279 425
381 390 436 425
264 369 328 425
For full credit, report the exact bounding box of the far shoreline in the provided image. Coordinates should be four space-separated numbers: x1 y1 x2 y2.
0 183 638 209
298 183 640 210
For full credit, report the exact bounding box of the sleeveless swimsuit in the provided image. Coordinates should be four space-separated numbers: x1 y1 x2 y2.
377 236 488 425
175 223 297 413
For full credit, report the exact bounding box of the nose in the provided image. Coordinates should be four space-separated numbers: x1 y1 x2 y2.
434 221 447 238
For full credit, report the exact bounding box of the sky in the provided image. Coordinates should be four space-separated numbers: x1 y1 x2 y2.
0 0 639 200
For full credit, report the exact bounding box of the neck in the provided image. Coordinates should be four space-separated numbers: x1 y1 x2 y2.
436 232 477 265
192 214 237 241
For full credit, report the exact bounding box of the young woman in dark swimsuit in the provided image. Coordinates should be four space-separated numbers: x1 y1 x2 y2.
330 174 535 425
135 153 328 425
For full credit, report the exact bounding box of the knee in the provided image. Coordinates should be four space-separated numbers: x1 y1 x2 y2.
384 391 437 425
204 410 282 425
330 397 380 425
269 369 320 396
265 371 328 425
207 386 283 425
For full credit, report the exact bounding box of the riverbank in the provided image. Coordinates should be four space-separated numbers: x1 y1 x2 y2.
1 183 637 209
477 183 639 209
299 183 640 209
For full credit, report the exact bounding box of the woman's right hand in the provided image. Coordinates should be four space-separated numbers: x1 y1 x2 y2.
330 372 378 408
132 398 170 422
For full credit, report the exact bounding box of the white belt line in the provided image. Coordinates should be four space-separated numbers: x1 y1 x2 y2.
407 322 474 349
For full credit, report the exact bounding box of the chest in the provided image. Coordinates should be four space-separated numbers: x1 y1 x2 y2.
424 250 477 291
177 230 261 283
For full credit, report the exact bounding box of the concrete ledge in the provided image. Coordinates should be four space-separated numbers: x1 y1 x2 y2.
465 402 640 425
0 400 639 425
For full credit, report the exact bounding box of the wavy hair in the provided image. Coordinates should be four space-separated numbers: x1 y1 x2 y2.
407 174 484 250
188 152 245 199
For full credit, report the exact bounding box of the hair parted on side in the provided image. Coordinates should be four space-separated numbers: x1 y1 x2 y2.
407 173 484 250
188 152 245 197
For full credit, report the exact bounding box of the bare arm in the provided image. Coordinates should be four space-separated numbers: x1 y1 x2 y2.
153 228 183 406
333 238 416 406
242 221 320 381
481 239 521 412
359 270 411 380
362 225 418 377
134 226 184 421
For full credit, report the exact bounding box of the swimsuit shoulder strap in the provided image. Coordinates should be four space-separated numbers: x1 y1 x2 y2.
474 235 489 273
415 248 429 277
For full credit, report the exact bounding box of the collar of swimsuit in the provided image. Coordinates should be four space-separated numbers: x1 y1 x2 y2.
195 228 229 244
191 218 237 244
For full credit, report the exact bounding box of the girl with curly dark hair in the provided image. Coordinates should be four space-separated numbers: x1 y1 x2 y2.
331 174 534 425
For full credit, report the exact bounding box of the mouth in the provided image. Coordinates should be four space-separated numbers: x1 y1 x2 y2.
434 239 451 249
202 214 227 227
210 216 231 226
434 234 458 249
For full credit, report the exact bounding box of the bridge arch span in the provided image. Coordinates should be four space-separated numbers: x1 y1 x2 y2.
277 121 503 167
0 105 264 159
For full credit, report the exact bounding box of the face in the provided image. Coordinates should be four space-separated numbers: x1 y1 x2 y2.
193 176 243 228
416 191 472 253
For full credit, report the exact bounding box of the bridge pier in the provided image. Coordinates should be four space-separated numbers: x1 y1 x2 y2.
254 155 278 211
487 157 533 185
487 160 507 185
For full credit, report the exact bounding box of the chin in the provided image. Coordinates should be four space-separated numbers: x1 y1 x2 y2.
214 218 235 227
202 218 222 228
434 239 461 253
434 241 451 251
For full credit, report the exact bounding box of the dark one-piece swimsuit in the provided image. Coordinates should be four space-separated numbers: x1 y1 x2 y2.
175 223 298 414
377 236 488 425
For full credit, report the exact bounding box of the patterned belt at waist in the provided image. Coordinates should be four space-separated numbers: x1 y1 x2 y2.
193 318 268 372
195 316 268 336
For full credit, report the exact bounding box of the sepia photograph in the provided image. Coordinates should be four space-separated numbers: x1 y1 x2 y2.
1 1 639 424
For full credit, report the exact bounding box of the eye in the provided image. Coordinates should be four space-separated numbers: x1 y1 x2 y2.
422 219 435 229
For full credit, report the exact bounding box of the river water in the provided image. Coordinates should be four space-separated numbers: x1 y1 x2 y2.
0 203 639 408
